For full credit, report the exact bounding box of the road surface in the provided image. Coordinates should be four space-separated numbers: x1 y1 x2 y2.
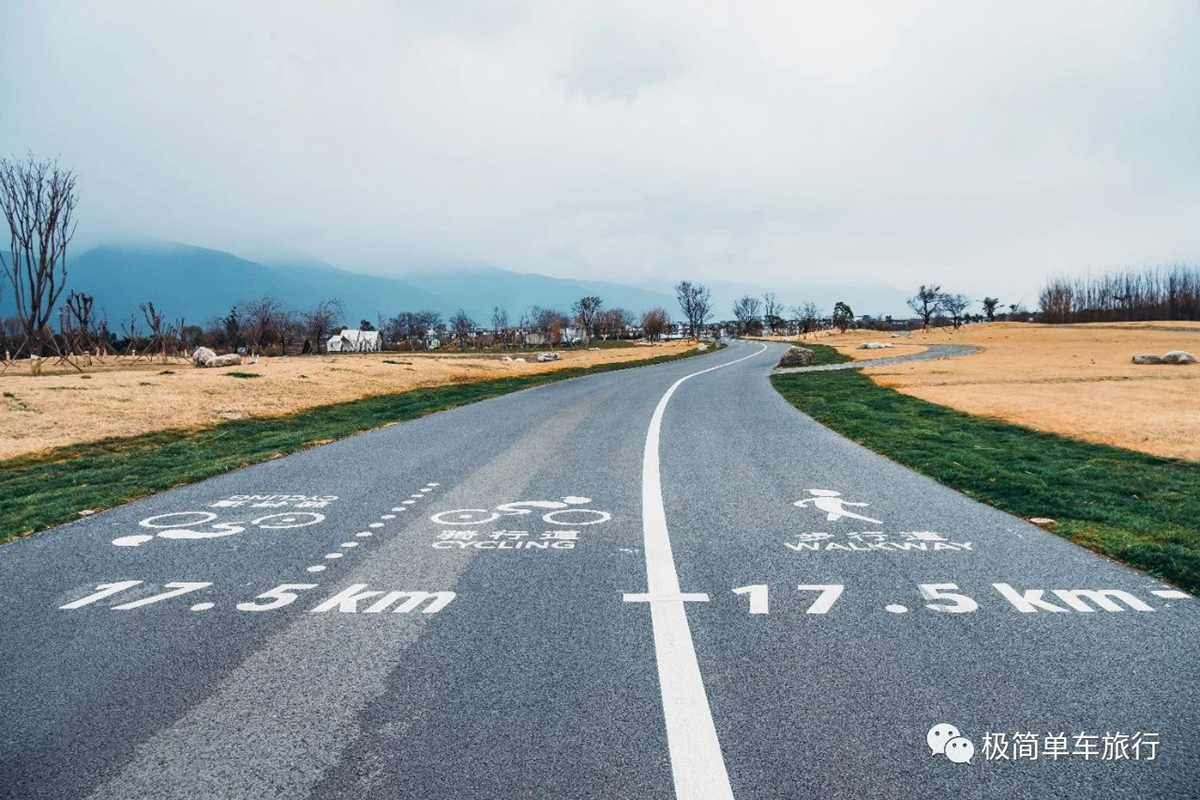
2 340 1197 799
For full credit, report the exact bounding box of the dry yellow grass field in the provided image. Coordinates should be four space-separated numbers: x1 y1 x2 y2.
0 343 693 459
817 322 1200 460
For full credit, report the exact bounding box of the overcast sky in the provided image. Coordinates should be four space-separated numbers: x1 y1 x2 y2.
2 1 1197 305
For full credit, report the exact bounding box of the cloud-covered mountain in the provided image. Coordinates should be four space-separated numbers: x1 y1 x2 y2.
0 239 915 328
0 241 676 327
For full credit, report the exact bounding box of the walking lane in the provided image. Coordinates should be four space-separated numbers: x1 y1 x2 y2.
660 341 1200 798
1 349 726 799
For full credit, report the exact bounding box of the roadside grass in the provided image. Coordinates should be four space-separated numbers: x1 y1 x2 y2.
772 344 1200 594
0 344 720 543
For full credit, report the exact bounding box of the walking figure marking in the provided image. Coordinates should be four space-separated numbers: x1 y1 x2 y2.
794 489 882 525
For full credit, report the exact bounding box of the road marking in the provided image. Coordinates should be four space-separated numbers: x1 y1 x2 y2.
624 592 710 604
634 341 766 800
1151 589 1189 600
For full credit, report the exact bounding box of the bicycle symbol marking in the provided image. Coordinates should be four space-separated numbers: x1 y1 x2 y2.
430 496 612 527
112 510 326 547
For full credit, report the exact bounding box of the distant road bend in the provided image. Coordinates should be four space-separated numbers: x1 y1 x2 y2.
1 340 1196 799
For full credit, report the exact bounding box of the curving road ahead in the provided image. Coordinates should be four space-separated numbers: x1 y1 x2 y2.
2 340 1197 799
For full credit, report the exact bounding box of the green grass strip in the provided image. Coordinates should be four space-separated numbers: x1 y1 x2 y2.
0 346 718 543
771 344 1200 594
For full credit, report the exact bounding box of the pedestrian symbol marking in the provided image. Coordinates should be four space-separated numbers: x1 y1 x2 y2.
794 489 882 525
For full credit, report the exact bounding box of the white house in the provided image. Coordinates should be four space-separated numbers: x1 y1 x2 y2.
327 329 382 353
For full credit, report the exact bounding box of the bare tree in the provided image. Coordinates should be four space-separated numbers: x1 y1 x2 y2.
491 306 509 348
674 281 712 339
1038 266 1199 323
732 295 762 336
140 301 169 363
276 306 302 354
302 299 343 355
762 292 783 334
1 316 23 362
63 290 97 365
793 302 822 336
386 310 443 350
418 311 443 349
907 284 942 330
595 307 633 340
939 293 970 328
530 306 568 348
450 309 475 350
240 295 280 357
0 155 79 373
640 308 669 340
571 295 603 342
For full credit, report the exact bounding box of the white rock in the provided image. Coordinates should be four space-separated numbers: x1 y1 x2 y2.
191 346 217 367
1163 350 1197 365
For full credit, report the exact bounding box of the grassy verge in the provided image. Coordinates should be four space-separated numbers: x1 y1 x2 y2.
0 344 720 543
772 344 1200 594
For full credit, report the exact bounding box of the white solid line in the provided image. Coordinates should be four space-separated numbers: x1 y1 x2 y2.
636 341 767 800
1151 589 1189 599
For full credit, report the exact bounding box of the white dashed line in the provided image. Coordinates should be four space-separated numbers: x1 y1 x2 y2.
324 553 343 560
306 565 325 573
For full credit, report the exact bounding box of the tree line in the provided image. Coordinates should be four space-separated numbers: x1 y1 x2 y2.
5 154 1197 374
1038 266 1200 324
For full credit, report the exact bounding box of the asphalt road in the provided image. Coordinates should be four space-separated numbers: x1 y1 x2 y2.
2 340 1197 799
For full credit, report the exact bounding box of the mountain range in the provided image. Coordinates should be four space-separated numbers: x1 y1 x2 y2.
0 240 912 327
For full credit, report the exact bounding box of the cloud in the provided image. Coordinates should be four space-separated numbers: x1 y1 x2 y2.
1 0 1196 307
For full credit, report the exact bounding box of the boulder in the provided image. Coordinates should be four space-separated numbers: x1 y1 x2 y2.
1132 354 1163 364
1163 350 1197 365
777 346 814 367
513 357 527 363
191 346 217 367
207 353 243 368
697 343 709 351
536 351 561 362
857 341 893 350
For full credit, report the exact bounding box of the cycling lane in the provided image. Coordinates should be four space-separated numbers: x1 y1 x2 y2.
0 349 732 799
660 341 1200 798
